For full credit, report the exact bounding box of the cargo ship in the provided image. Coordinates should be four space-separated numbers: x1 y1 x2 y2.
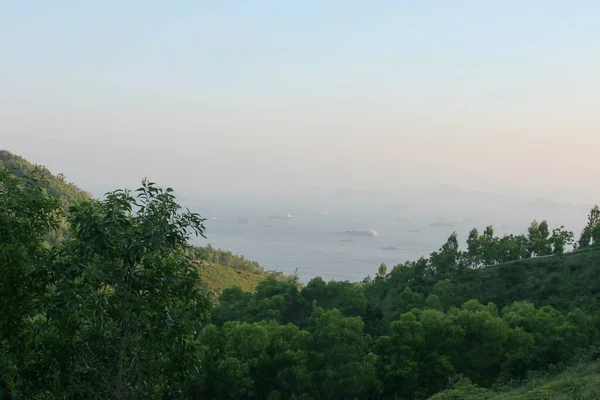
269 213 295 220
337 228 379 237
429 220 459 227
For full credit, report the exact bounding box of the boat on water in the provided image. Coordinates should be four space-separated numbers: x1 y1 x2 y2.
429 220 459 227
338 229 379 237
408 229 421 233
396 217 413 221
319 211 329 216
269 213 295 220
382 246 399 250
237 217 250 224
207 216 219 220
264 224 275 228
340 239 355 243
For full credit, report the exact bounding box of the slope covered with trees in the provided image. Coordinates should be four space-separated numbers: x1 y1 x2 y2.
0 151 273 296
0 150 91 208
2 158 600 399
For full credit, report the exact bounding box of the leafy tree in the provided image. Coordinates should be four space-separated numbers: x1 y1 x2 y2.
14 180 212 399
466 228 484 268
549 225 575 254
496 234 530 263
376 311 454 399
480 225 499 265
306 308 381 399
578 205 600 248
427 279 461 312
0 168 61 397
430 232 462 274
302 278 367 318
527 220 552 256
446 300 511 386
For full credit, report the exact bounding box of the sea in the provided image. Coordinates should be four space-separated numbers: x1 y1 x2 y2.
187 197 586 283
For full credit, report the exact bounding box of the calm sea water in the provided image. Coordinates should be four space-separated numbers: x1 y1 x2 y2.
190 204 534 282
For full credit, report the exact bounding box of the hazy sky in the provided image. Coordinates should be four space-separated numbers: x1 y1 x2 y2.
2 1 599 200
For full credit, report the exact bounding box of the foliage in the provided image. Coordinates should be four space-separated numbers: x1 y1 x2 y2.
3 155 600 399
0 168 62 398
191 244 263 273
0 150 91 244
578 205 600 249
195 261 278 297
1 176 211 399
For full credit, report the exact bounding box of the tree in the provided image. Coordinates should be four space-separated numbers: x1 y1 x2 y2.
466 228 483 268
549 226 574 255
481 226 500 265
302 279 367 318
306 308 381 399
578 205 600 249
527 220 552 257
17 179 211 399
430 232 462 274
0 168 61 397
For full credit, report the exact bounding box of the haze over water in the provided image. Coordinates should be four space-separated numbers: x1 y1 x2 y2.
187 188 590 281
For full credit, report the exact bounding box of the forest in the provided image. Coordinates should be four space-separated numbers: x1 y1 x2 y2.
1 153 600 399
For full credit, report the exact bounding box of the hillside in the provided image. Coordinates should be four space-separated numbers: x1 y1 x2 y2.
429 358 600 399
442 247 600 311
0 151 275 296
0 150 91 207
3 152 600 399
196 260 278 297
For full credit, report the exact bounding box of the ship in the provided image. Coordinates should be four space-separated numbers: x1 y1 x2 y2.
319 211 329 216
269 213 295 220
382 246 399 250
237 217 250 224
337 229 379 237
340 239 355 243
396 217 413 221
429 220 459 227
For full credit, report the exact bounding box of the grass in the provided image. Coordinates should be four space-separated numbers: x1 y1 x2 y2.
195 261 277 298
429 358 600 400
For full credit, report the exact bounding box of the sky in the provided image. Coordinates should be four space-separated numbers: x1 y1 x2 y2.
1 1 599 202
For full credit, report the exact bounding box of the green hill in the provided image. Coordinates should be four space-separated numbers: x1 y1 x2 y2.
0 150 275 296
429 358 600 399
189 245 281 297
441 248 600 311
0 150 91 208
196 261 279 297
3 150 600 399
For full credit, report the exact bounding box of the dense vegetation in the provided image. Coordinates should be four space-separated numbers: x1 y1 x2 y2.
1 154 600 399
190 245 281 296
0 150 91 209
0 151 91 244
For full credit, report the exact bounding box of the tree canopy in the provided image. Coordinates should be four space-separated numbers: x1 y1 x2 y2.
1 158 600 399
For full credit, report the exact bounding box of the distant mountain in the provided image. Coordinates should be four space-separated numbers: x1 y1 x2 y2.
328 185 513 208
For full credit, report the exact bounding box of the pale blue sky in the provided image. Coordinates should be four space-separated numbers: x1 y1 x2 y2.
1 1 599 200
